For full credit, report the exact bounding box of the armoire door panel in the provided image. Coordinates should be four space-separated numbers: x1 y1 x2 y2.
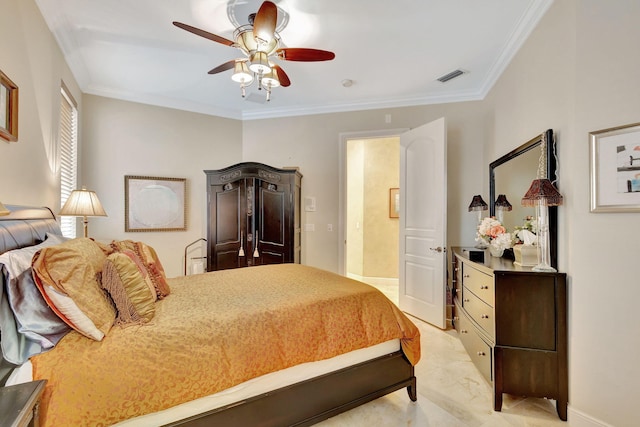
259 185 286 246
216 187 241 243
216 250 244 270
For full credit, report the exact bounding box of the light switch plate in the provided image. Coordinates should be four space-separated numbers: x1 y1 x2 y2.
304 197 316 212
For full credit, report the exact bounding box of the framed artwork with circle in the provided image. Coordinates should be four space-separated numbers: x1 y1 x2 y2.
125 175 187 231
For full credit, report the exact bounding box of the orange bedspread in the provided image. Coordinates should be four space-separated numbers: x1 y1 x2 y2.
31 264 420 426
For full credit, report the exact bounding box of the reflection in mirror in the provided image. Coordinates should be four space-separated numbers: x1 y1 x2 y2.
489 129 557 268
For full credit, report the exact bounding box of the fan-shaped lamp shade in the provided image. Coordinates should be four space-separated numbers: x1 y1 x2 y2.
521 179 564 207
59 188 107 237
0 201 10 216
468 195 488 212
495 194 513 211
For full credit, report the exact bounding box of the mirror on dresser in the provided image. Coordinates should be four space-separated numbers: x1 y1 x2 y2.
489 129 558 269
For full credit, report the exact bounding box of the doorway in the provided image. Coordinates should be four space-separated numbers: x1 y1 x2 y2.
339 129 407 305
339 119 447 328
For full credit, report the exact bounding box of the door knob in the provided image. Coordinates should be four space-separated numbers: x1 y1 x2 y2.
430 246 444 253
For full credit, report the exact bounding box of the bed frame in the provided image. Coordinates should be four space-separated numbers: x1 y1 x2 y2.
0 205 417 426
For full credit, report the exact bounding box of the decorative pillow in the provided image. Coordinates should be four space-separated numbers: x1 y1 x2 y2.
110 240 170 299
120 250 157 302
136 241 170 299
101 253 155 325
0 235 73 364
32 238 115 340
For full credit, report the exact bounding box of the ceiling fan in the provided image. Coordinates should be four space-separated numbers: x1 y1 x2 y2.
173 1 335 101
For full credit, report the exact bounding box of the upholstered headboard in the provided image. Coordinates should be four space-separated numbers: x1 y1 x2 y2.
0 205 60 255
0 205 60 384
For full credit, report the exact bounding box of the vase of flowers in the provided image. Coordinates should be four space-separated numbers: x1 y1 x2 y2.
476 217 512 257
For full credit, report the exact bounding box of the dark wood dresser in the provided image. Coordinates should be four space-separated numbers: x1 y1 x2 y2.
205 163 302 271
451 247 567 420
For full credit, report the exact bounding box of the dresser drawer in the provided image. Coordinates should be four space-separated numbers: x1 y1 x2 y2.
458 312 492 383
462 263 494 306
453 258 462 300
462 287 495 338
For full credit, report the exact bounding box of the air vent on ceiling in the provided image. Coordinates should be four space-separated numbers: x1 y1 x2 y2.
437 69 465 83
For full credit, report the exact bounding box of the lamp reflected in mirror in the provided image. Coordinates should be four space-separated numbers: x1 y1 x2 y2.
494 194 512 224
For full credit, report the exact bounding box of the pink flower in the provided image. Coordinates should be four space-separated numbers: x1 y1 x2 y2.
488 225 506 238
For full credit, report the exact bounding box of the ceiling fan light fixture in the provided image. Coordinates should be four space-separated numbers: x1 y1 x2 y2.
174 1 334 103
262 69 280 89
249 51 271 74
231 61 254 84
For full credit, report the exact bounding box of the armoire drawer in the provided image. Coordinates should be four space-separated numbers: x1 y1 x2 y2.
461 264 494 306
462 288 495 338
458 312 492 383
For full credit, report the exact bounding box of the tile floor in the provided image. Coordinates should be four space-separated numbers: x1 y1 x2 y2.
316 283 567 427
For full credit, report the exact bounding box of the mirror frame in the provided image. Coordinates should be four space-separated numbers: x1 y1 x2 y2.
489 129 558 269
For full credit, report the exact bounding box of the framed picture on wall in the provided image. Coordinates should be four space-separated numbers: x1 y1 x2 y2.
0 69 18 142
389 188 400 218
125 176 187 231
590 122 640 212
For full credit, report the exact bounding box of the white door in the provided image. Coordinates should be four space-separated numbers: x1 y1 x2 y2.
399 117 447 328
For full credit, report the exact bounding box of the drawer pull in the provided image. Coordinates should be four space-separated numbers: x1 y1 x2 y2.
480 285 489 290
463 274 470 278
477 351 486 357
481 314 489 319
463 299 470 303
460 329 468 334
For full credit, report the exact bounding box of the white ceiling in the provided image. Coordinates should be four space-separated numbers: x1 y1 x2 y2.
35 0 552 120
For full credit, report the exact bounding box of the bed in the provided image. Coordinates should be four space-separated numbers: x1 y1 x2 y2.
0 205 420 426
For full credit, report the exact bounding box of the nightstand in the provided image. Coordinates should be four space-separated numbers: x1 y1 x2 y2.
0 380 46 427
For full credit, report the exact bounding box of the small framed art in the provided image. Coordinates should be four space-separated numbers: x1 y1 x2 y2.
0 69 18 142
389 188 400 218
590 122 640 212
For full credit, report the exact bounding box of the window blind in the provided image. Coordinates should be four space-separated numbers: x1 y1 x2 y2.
59 84 78 238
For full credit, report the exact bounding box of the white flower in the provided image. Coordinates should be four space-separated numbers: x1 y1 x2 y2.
491 232 513 251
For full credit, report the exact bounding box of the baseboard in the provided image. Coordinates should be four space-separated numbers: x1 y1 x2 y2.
346 274 398 287
567 407 614 427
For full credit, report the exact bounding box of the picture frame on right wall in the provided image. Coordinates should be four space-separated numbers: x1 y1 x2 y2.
590 122 640 212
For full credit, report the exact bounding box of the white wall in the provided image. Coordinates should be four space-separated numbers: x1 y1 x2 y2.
0 0 82 209
81 95 243 277
484 1 639 425
242 103 487 271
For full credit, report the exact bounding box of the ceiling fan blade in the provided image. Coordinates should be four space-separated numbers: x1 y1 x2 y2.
173 21 234 47
272 64 291 87
208 60 236 75
253 1 277 44
277 48 335 62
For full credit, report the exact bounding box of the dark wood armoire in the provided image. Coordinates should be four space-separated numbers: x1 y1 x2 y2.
205 162 302 271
